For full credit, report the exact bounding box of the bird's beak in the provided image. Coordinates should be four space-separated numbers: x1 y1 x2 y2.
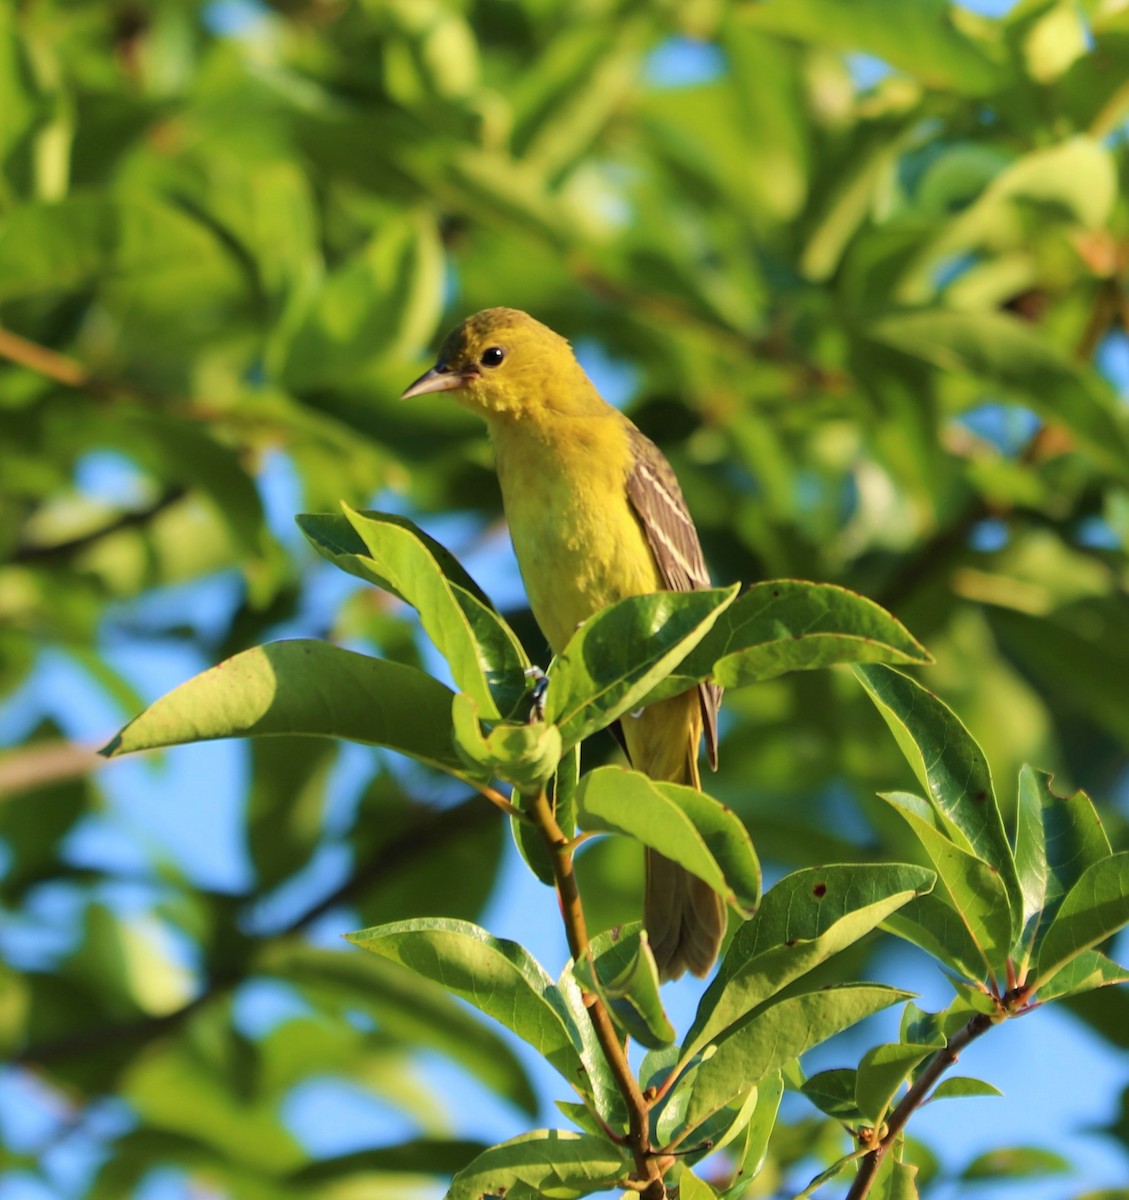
400 363 478 400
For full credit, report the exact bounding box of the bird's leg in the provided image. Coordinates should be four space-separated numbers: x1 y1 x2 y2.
524 666 549 723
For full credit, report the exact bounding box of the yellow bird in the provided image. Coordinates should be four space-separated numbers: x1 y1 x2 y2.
403 307 725 980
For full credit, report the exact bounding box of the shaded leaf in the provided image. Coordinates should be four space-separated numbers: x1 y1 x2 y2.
878 791 1012 976
719 1072 784 1198
961 1146 1071 1179
345 919 596 1106
801 1068 863 1122
929 1076 1003 1102
871 309 1129 481
1034 853 1129 989
1014 765 1112 962
855 665 1020 923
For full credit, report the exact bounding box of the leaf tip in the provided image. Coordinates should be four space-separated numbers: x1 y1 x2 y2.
98 733 123 758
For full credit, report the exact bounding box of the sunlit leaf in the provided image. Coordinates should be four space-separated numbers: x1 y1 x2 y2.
678 984 910 1131
575 766 760 915
445 1130 629 1200
100 641 471 780
685 863 933 1057
545 586 739 749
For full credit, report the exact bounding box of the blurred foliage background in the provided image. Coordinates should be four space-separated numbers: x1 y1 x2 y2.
2 0 1129 1196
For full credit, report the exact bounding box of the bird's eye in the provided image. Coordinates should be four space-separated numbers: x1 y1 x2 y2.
480 346 505 368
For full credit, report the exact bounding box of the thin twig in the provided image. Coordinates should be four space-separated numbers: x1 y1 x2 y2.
844 1012 994 1200
527 788 666 1197
0 325 92 389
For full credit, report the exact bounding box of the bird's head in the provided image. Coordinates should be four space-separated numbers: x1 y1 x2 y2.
401 307 597 419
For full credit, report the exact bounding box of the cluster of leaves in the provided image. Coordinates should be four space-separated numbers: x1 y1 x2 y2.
101 509 1129 1198
3 0 1129 1196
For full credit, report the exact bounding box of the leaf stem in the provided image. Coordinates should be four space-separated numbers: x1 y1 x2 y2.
527 787 666 1198
844 1011 994 1200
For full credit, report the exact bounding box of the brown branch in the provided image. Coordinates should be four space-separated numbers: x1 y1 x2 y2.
844 1011 994 1200
0 741 105 796
0 325 92 389
527 788 666 1198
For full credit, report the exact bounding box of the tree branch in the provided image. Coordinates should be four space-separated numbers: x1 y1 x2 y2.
0 325 93 390
526 787 666 1198
844 1011 995 1200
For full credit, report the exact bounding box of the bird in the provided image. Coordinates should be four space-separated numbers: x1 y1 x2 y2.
402 307 725 980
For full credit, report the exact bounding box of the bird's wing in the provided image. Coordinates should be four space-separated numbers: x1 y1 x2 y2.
624 426 723 769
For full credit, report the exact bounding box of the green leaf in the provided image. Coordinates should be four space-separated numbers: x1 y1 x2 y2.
878 792 1012 977
0 197 243 302
1014 766 1111 963
289 1139 489 1182
68 410 270 576
902 137 1118 301
961 1146 1071 1180
674 1171 721 1200
451 693 563 791
1033 853 1129 989
741 0 1007 95
883 1160 920 1200
246 737 335 888
801 1068 864 1122
345 919 606 1110
870 309 1129 481
445 1130 630 1200
928 1076 1003 1102
684 863 934 1058
667 581 930 695
569 923 675 1050
855 1042 935 1126
718 1073 784 1199
100 641 470 779
545 586 739 749
656 1074 760 1161
882 892 992 982
297 510 493 608
679 984 911 1131
854 665 1021 925
1034 950 1129 1002
334 504 531 720
575 766 761 915
258 943 539 1116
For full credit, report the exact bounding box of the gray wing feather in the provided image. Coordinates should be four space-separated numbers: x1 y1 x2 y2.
624 426 723 769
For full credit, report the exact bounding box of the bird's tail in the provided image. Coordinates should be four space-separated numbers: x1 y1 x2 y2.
622 692 727 980
645 848 727 980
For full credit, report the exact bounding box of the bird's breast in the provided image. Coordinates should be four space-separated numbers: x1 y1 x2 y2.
490 417 661 654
